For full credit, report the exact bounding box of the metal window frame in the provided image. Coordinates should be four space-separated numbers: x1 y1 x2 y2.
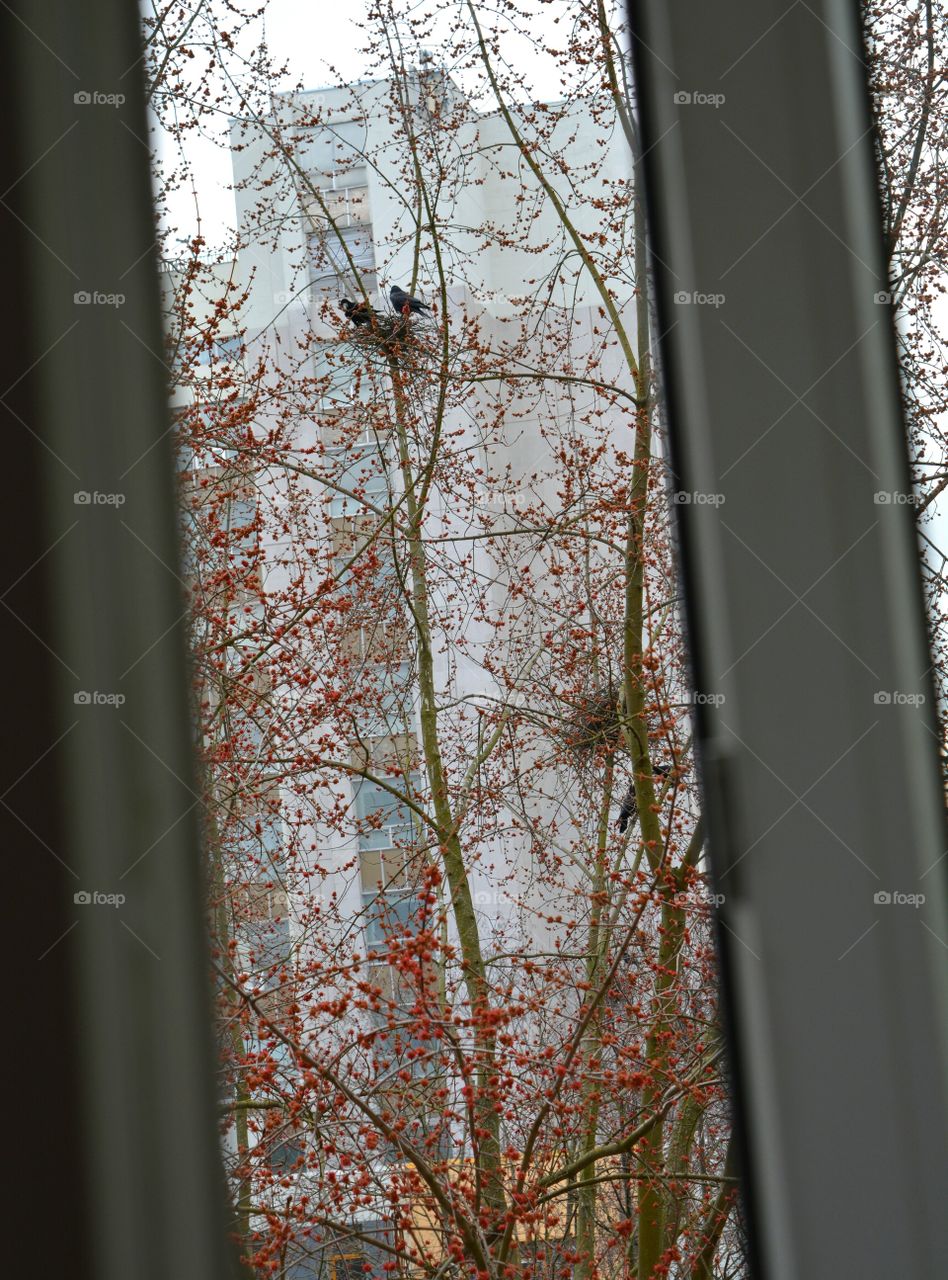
2 3 239 1277
629 1 948 1275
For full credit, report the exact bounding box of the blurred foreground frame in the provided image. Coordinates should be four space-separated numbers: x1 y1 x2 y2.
629 0 948 1277
1 2 238 1279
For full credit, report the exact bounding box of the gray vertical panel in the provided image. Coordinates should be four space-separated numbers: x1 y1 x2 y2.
629 1 948 1276
9 3 238 1277
0 7 95 1275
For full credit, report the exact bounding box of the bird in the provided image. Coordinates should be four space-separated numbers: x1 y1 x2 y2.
616 763 670 834
389 284 431 316
339 298 375 327
616 784 637 834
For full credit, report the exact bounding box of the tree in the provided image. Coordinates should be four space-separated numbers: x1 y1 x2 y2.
143 2 947 1278
865 0 948 738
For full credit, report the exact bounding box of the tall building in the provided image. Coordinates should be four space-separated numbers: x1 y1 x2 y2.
170 65 652 1277
213 65 641 955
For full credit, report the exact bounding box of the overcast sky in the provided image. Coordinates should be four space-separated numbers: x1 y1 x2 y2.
157 2 375 245
156 0 565 246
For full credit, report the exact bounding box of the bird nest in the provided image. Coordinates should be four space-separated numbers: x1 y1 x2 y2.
345 314 427 363
563 684 625 753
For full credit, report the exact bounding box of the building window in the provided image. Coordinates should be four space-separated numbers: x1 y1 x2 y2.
196 333 244 367
329 1254 365 1280
309 242 376 298
353 776 419 852
305 182 375 299
316 185 371 229
326 445 391 520
268 1133 304 1174
357 809 422 955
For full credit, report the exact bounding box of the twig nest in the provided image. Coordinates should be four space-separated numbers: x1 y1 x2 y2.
345 314 418 360
565 684 624 752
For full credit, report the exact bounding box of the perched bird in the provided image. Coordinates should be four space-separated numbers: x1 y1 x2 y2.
339 298 375 327
389 284 431 316
616 783 637 835
616 763 670 834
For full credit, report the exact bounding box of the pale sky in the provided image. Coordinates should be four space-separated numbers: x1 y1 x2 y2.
156 3 377 246
156 0 566 247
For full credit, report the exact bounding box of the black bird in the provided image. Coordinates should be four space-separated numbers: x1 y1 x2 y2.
616 784 637 834
616 763 670 834
389 284 431 316
339 298 375 327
